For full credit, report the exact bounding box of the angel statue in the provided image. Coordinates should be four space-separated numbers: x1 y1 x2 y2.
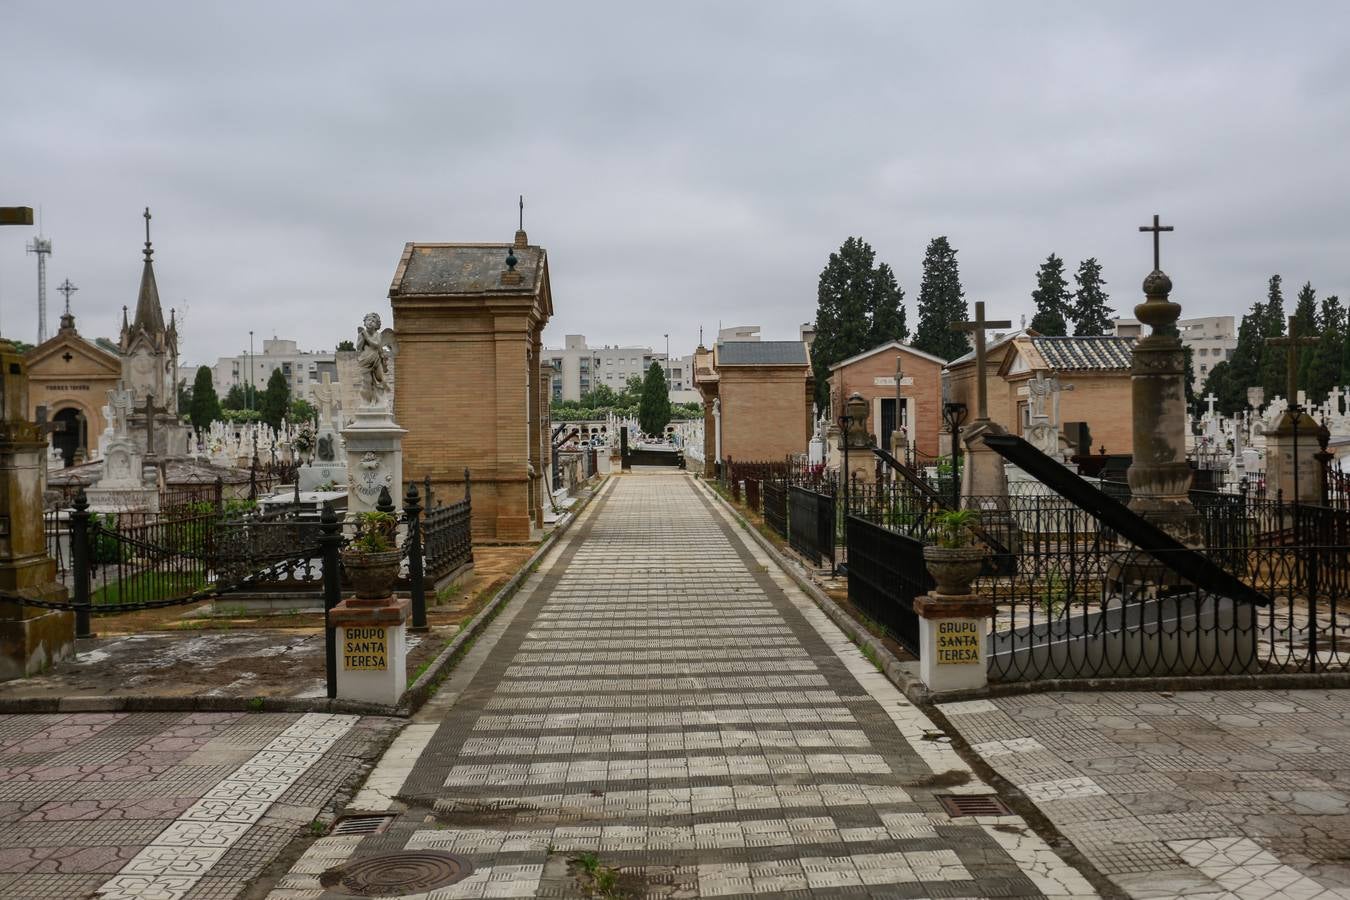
355 312 397 406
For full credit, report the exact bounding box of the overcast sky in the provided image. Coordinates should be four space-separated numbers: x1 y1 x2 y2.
3 2 1348 366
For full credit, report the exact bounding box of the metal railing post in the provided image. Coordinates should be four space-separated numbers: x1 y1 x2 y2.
70 489 93 639
405 483 427 632
319 502 342 699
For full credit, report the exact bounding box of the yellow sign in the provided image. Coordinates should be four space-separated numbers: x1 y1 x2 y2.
343 626 388 671
935 620 981 665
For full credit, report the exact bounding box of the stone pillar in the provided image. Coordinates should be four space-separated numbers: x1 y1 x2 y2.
1125 268 1198 544
329 596 409 706
702 397 717 478
0 341 74 681
914 593 991 694
960 419 1010 504
343 406 406 518
1265 413 1321 504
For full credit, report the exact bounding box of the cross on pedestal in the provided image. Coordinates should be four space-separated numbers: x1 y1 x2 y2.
1266 316 1319 411
143 394 158 457
952 301 1012 422
893 354 905 430
1203 392 1219 417
1139 213 1174 272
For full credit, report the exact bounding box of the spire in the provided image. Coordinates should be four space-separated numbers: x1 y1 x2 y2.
514 194 529 249
131 207 166 337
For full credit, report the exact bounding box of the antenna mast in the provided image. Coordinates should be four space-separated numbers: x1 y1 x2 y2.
26 232 52 343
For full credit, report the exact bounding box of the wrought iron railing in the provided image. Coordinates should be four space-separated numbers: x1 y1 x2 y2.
845 515 932 653
763 480 788 538
788 486 834 569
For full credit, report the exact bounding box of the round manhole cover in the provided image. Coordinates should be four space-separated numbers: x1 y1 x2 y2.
321 851 473 896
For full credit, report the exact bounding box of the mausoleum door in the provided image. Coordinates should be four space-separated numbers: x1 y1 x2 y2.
54 407 83 467
880 399 908 449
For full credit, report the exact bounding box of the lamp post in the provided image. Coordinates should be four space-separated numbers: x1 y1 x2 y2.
942 401 969 509
248 331 255 412
664 333 670 398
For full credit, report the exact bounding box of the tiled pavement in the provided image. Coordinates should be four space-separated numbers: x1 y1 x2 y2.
268 473 1094 898
941 691 1350 899
0 710 397 900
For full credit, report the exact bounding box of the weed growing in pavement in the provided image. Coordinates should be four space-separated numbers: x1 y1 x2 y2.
307 820 326 836
246 697 265 712
859 642 883 673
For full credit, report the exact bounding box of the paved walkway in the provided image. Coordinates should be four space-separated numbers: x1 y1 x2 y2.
0 710 397 900
269 473 1093 898
940 690 1350 899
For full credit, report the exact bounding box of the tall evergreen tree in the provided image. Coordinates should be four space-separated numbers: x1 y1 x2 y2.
1225 302 1265 411
1070 258 1113 336
1293 281 1319 392
1257 275 1287 402
637 361 672 437
810 237 907 409
911 237 968 363
1028 254 1070 336
260 369 291 430
1201 361 1239 417
189 365 221 432
1308 295 1345 406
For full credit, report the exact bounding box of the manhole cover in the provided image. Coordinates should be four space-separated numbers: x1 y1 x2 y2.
321 851 473 896
937 794 1013 817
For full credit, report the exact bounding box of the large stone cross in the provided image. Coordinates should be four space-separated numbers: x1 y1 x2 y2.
1203 392 1219 417
1266 315 1319 411
952 301 1011 422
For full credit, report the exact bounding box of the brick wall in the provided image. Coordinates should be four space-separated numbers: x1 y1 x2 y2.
827 349 943 458
719 367 811 462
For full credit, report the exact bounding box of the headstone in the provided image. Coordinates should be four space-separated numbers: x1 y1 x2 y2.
300 373 349 491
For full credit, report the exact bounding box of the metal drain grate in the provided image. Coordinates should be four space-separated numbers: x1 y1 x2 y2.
331 813 397 835
937 794 1013 817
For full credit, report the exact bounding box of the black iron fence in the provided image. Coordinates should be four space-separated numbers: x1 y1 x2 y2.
421 473 473 585
845 515 932 653
763 480 788 538
788 486 834 569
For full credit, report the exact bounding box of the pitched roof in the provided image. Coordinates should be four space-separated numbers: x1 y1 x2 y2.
1031 335 1135 371
391 243 546 296
716 340 808 366
946 329 1028 367
827 340 947 372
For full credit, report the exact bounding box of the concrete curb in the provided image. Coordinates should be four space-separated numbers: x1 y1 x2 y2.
0 478 611 718
693 478 933 706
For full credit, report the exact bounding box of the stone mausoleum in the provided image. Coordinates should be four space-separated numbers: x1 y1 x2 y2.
389 225 553 542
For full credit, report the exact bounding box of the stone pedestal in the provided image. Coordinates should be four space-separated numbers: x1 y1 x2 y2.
343 407 406 516
330 596 409 706
960 420 1009 503
1264 414 1321 503
914 594 991 693
0 341 74 681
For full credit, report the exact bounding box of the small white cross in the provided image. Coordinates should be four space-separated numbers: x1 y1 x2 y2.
1203 392 1218 417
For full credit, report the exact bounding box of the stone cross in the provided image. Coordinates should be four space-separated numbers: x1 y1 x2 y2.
1139 213 1174 272
1203 392 1218 418
894 354 905 427
311 372 339 430
1266 315 1319 411
952 301 1011 422
1330 385 1345 416
143 394 157 456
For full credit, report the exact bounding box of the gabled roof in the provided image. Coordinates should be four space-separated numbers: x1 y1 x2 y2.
1030 335 1135 371
946 329 1030 368
716 340 809 367
827 340 947 372
26 315 120 373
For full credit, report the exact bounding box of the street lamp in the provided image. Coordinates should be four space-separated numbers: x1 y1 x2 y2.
664 333 670 397
248 331 255 411
838 391 868 516
942 401 969 508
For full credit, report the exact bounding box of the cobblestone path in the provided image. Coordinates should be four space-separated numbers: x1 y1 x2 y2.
271 473 1094 899
0 711 396 900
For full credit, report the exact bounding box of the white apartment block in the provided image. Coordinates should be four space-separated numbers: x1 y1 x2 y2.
544 334 702 403
204 338 338 403
1114 315 1236 390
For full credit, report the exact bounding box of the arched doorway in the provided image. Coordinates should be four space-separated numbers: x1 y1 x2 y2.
53 407 85 467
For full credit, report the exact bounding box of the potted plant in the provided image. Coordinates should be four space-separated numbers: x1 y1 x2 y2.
340 510 401 599
923 509 985 596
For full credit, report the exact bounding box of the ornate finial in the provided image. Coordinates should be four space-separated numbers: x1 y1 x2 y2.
506 246 518 272
513 195 529 249
143 207 153 261
1138 213 1174 297
519 194 524 231
57 278 78 315
121 304 129 330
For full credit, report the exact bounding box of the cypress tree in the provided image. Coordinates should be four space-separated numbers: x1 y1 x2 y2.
810 237 906 409
637 361 672 437
260 369 291 430
911 237 968 362
1293 281 1319 393
1308 295 1345 406
188 365 221 431
1226 304 1265 410
1201 360 1238 417
1029 254 1070 336
1070 258 1113 336
1257 275 1287 402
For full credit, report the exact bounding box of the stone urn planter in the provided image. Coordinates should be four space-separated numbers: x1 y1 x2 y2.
342 510 401 599
340 548 402 599
923 509 985 596
922 545 985 596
